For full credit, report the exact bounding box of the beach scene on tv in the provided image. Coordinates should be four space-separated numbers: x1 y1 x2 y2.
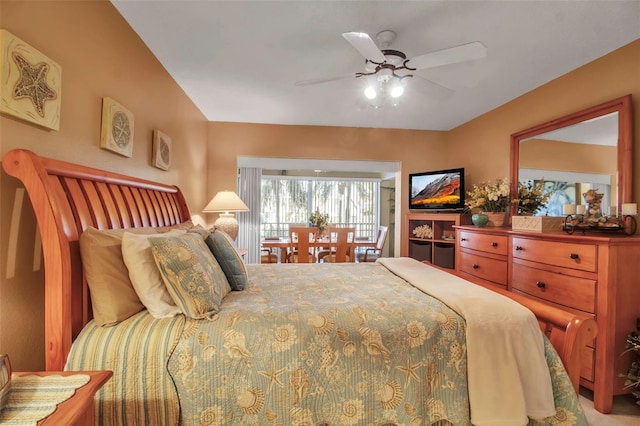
410 172 462 207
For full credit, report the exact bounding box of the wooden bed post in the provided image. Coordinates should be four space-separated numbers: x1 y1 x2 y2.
3 150 76 370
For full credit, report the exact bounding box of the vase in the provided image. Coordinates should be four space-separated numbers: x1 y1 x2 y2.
472 213 489 227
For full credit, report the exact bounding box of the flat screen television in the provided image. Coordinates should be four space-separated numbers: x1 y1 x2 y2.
409 167 465 211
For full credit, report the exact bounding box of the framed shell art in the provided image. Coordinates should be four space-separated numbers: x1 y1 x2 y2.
152 130 171 170
100 97 134 157
0 29 62 130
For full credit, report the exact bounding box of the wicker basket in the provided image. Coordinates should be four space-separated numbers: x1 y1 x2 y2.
511 215 565 233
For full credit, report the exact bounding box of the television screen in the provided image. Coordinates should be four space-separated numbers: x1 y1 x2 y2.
409 168 465 210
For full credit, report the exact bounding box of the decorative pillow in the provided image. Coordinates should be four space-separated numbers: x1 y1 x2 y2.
186 224 210 239
156 219 195 233
121 229 186 318
205 228 248 290
80 226 160 326
149 233 231 320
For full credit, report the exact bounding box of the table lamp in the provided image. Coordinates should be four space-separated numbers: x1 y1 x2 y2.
203 191 249 240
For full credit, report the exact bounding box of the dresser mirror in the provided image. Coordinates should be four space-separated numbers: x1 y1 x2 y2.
510 95 633 216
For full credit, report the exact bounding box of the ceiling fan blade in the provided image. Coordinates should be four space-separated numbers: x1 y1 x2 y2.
342 32 386 63
294 72 356 86
407 41 487 70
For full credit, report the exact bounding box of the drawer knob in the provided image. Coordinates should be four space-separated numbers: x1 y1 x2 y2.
491 242 498 247
570 253 579 260
461 237 468 241
515 246 523 251
472 264 479 269
536 281 546 289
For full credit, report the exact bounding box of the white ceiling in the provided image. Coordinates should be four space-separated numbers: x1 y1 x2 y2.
112 0 640 131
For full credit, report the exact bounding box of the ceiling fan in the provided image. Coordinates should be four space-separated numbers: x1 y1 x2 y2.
295 30 487 100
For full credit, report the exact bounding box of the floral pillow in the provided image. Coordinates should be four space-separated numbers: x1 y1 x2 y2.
149 233 231 319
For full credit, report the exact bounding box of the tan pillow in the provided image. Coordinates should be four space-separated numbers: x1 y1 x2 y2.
79 224 191 326
121 230 186 318
80 227 159 326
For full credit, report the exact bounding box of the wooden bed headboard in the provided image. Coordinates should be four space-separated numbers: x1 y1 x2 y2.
2 149 191 370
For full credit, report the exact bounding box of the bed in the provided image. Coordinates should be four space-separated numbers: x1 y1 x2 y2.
2 149 597 425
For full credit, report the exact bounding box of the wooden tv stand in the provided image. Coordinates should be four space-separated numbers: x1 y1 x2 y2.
406 212 471 269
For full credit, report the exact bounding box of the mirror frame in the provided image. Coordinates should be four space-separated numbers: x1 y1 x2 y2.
510 94 633 211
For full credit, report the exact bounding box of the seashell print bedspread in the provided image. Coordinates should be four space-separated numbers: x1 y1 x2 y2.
169 262 587 426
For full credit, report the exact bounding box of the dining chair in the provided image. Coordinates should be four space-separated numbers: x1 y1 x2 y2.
321 227 356 263
287 226 318 263
260 247 278 263
356 225 388 262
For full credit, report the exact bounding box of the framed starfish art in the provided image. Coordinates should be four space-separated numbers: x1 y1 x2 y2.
0 29 62 130
100 97 134 157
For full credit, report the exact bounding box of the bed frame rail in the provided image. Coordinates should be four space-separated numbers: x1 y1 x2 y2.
2 149 191 370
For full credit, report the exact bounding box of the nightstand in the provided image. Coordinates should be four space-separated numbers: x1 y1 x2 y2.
12 370 112 425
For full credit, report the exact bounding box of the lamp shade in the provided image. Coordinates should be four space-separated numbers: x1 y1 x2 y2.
203 191 249 213
203 191 248 241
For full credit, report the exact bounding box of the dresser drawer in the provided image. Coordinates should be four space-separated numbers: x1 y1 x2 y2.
459 231 508 255
512 237 597 272
512 263 596 313
458 250 508 286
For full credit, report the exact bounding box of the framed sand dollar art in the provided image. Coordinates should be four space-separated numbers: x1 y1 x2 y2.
100 97 134 157
152 129 171 170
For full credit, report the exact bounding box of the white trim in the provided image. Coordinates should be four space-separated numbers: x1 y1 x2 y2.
238 156 400 176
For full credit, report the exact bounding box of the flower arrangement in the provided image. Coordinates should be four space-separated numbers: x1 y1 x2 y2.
309 209 329 233
465 178 511 212
412 224 433 239
516 180 551 215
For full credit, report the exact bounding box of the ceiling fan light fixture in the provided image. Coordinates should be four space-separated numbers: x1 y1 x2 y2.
364 86 377 100
390 83 404 98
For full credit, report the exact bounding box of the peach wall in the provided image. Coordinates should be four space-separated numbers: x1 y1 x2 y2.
448 39 640 204
520 139 617 176
0 0 208 370
206 121 450 254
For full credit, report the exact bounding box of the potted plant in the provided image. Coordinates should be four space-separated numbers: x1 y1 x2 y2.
309 210 329 236
465 178 511 227
516 180 551 215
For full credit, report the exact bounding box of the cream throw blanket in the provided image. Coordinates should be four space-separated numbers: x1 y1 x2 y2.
378 257 555 426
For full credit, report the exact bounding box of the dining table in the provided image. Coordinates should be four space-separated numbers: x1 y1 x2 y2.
261 237 377 263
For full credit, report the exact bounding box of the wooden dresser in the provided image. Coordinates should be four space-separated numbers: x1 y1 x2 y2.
455 225 640 413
